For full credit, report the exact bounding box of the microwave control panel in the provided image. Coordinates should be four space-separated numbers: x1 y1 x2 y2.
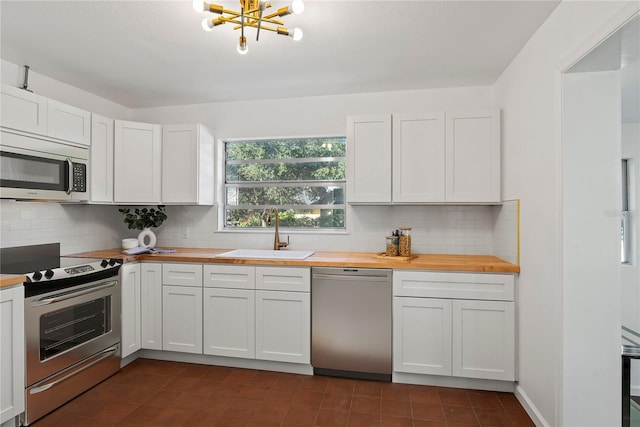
72 163 86 193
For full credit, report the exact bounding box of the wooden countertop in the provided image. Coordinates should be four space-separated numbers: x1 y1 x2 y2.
67 248 520 273
0 274 26 289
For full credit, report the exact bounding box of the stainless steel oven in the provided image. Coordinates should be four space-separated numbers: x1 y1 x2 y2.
0 244 122 426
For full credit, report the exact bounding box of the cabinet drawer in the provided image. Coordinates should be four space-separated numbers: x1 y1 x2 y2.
203 265 255 289
393 271 514 301
256 267 310 292
162 263 202 287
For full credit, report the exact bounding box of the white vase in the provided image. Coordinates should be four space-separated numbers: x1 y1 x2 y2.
137 227 156 248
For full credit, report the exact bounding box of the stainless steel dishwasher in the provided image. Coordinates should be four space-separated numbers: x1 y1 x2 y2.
311 267 392 381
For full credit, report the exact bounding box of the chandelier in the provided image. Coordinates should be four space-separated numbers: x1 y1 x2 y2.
193 0 305 55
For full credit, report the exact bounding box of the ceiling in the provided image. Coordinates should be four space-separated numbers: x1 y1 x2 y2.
0 0 560 109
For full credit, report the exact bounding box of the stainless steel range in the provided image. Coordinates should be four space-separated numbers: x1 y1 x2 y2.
0 243 122 426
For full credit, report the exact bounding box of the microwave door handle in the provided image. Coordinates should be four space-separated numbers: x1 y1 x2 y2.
65 158 73 194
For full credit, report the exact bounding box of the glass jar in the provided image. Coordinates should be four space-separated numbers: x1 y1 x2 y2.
399 227 412 257
385 235 399 256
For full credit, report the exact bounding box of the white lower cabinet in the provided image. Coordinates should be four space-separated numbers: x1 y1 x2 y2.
120 263 141 359
393 270 515 382
0 286 25 425
140 263 162 350
203 288 255 358
162 263 203 354
203 265 310 364
452 299 515 380
162 286 203 354
393 297 452 376
255 290 310 364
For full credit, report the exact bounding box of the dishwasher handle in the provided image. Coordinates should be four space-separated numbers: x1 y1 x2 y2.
312 272 391 282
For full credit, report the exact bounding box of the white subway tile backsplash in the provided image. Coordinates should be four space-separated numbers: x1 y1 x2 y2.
0 199 519 263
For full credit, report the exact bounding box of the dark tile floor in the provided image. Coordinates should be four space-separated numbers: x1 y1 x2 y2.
32 358 535 427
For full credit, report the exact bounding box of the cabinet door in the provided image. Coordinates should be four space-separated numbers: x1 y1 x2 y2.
0 84 47 134
445 110 500 202
255 290 310 364
162 124 214 205
120 263 141 359
203 288 255 358
346 114 392 203
0 286 25 424
393 297 452 375
452 300 515 381
163 285 203 354
113 120 162 204
140 263 162 350
392 112 446 202
47 99 91 145
90 114 114 203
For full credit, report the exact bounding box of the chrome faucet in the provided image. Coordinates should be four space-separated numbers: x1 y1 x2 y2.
267 208 289 250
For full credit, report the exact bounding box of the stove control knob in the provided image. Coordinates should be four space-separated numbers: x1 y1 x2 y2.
100 259 109 268
32 271 43 281
44 269 54 279
109 259 117 266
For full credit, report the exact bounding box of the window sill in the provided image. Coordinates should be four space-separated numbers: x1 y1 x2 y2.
215 228 348 236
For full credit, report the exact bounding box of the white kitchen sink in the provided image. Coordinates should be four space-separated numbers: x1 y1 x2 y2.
215 249 315 260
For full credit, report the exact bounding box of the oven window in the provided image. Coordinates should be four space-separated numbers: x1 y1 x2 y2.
39 297 112 361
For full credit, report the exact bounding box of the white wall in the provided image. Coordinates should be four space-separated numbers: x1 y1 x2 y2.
132 86 516 256
495 1 637 426
1 59 131 120
563 70 621 427
0 61 516 259
621 123 640 396
0 199 126 255
0 60 133 255
131 86 494 139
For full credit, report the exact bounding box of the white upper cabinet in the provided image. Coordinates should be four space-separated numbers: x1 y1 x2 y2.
47 99 91 145
0 84 91 146
113 120 162 204
392 112 446 203
0 84 48 135
347 110 500 204
90 114 114 203
346 115 392 203
445 110 501 203
162 124 214 205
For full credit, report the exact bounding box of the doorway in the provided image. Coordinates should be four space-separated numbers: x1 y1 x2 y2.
562 13 639 426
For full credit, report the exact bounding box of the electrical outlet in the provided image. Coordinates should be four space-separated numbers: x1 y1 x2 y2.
182 227 190 239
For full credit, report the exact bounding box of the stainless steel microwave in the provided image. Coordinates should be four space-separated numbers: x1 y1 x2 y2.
0 130 89 201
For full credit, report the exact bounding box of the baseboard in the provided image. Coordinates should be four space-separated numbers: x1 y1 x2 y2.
393 372 515 392
515 384 551 427
138 349 314 375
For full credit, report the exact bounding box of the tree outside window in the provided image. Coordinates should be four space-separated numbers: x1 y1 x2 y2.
224 137 346 230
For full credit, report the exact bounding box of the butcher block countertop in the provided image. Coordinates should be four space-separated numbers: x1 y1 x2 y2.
0 274 27 289
68 248 520 273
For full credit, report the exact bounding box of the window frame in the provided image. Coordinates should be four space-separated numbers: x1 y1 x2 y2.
218 135 347 233
621 158 633 265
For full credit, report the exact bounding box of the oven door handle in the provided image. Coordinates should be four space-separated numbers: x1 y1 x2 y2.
29 345 119 395
30 280 117 306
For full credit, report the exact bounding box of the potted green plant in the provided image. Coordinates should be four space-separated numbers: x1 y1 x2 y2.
119 206 167 248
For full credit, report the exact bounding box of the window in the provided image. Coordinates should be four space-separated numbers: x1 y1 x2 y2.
224 137 346 230
622 158 632 264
